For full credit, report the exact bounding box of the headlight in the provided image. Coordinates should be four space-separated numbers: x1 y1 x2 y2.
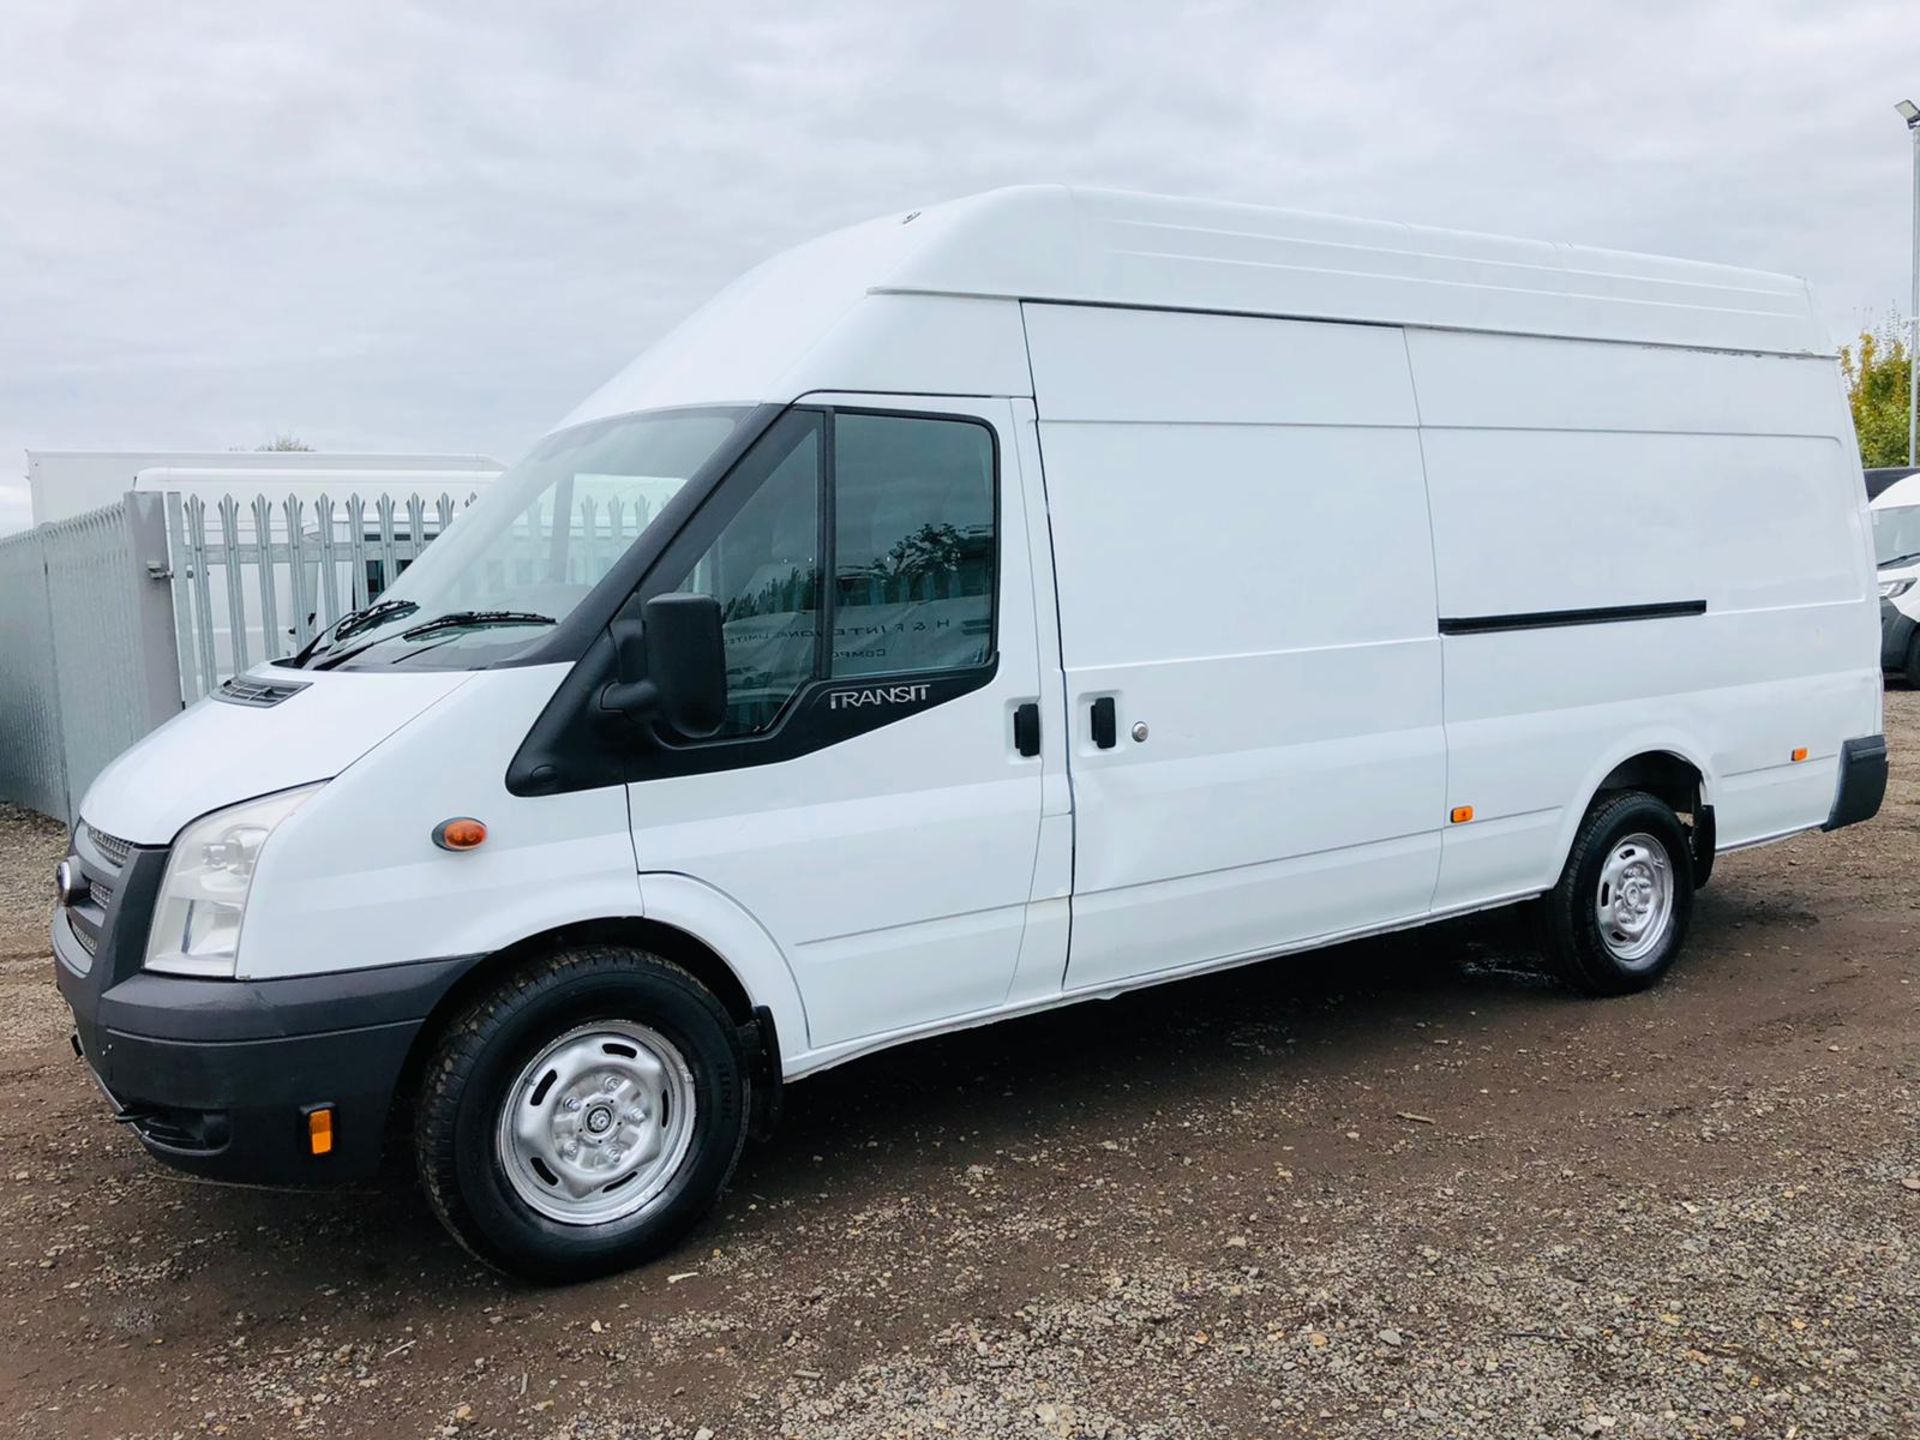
1881 578 1915 600
146 784 323 977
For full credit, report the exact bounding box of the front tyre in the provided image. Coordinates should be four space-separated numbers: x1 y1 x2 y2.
1539 792 1695 996
415 945 748 1282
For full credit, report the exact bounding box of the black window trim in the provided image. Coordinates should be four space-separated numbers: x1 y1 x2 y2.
644 401 1003 748
505 401 1005 795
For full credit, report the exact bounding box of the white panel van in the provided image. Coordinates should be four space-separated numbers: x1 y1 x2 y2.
1872 471 1920 681
52 187 1887 1280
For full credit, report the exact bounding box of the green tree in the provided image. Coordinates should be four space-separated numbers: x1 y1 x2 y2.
255 432 316 452
1839 323 1912 467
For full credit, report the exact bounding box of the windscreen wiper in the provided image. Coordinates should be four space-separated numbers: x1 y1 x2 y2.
397 610 557 641
1878 550 1920 570
287 597 419 666
336 596 419 636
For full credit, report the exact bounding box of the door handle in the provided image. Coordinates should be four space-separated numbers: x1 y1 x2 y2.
1091 696 1116 750
1013 702 1040 758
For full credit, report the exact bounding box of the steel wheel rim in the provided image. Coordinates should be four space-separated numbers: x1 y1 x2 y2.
1594 830 1675 968
495 1020 697 1226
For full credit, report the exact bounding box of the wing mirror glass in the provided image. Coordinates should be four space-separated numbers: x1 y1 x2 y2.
603 592 728 739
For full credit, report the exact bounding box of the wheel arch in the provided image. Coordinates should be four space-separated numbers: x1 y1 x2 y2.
391 881 809 1141
1590 747 1711 816
1551 737 1717 886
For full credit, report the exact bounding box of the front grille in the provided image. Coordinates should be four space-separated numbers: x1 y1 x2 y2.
83 824 132 870
65 818 144 976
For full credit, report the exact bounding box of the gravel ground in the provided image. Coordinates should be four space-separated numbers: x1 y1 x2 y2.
2 694 1917 1439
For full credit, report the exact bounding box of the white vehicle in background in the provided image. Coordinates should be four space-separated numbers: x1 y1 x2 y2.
52 187 1887 1282
1872 471 1920 683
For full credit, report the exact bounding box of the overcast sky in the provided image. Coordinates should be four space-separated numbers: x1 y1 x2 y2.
2 1 1917 532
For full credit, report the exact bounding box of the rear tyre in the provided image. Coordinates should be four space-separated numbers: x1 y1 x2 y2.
1538 792 1694 996
415 945 748 1282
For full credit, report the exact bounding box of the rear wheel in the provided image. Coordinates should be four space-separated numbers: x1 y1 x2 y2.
1538 792 1694 995
415 945 748 1281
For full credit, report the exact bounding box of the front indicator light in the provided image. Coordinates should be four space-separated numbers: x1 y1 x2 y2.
1881 578 1915 600
432 817 487 851
307 1106 334 1156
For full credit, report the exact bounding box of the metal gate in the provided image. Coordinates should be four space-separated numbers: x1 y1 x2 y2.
0 496 180 820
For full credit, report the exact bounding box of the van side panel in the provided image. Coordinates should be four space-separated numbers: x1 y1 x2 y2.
1024 304 1447 989
1410 330 1878 909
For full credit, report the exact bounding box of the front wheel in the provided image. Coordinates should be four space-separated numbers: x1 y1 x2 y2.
1538 792 1695 996
414 945 748 1281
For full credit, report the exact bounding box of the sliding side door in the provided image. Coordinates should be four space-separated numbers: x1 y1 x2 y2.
1026 304 1448 991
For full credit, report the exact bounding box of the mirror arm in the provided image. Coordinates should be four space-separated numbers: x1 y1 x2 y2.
599 677 661 719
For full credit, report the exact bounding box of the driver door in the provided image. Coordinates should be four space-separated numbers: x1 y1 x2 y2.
624 399 1051 1050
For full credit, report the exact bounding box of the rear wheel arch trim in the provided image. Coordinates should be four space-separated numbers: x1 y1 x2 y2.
1551 736 1715 872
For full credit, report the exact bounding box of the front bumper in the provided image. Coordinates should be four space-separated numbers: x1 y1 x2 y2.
51 841 479 1186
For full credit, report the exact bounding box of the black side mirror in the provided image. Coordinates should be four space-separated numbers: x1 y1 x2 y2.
602 592 728 739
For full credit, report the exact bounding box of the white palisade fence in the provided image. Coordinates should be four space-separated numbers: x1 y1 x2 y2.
167 490 472 701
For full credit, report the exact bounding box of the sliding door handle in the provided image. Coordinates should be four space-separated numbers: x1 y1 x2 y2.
1090 696 1117 750
1013 702 1041 758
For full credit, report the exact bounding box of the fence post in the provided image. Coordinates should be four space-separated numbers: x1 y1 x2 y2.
165 492 200 701
123 492 186 728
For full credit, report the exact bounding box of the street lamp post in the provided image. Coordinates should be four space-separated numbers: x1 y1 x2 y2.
1900 99 1920 467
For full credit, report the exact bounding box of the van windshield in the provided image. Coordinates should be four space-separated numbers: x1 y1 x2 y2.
1873 503 1920 568
289 407 748 670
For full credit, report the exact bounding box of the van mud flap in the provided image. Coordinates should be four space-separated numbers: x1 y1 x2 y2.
739 1005 785 1141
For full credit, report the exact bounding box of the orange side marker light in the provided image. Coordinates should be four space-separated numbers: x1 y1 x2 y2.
1790 747 1808 763
433 817 487 851
308 1107 334 1156
1450 805 1474 824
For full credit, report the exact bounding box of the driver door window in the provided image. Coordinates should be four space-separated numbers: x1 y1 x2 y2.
665 407 997 741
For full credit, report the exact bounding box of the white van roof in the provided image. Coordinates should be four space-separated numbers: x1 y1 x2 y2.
882 186 1825 352
566 186 1830 430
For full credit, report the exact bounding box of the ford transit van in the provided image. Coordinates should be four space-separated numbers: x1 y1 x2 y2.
52 187 1888 1280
